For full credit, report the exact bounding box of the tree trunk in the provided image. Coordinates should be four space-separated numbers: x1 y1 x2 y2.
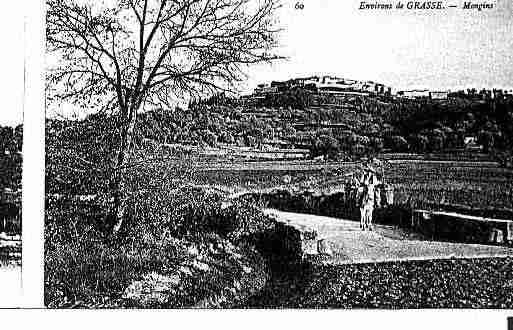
111 105 138 235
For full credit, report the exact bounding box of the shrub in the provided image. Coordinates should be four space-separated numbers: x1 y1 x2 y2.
311 135 340 160
216 199 275 243
45 182 276 307
387 135 409 152
45 233 187 307
126 184 274 243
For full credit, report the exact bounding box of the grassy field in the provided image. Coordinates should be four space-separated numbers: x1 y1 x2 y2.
183 158 513 211
386 161 513 210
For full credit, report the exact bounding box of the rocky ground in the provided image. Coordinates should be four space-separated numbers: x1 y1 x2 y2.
243 257 513 309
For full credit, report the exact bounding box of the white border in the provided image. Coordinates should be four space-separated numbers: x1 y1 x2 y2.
21 0 45 308
1 1 512 328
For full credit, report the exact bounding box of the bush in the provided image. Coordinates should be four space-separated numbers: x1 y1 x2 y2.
311 135 339 160
216 199 275 242
387 135 409 152
45 233 187 307
127 184 275 243
44 195 185 307
45 182 276 307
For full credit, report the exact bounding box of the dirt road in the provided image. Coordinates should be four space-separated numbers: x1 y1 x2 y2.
264 209 513 264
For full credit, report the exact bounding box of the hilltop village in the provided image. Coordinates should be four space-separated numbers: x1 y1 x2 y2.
249 75 513 101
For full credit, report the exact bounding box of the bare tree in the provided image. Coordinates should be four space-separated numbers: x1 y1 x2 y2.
46 0 282 234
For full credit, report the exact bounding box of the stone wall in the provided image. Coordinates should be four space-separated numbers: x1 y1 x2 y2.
250 218 317 266
412 210 513 245
240 188 513 246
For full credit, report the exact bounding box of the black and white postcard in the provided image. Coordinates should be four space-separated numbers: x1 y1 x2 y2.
2 0 513 328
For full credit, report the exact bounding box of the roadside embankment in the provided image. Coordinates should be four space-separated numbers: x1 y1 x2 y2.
122 237 269 308
45 187 310 308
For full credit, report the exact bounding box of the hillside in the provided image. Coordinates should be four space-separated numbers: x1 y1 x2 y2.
46 90 513 175
134 90 513 161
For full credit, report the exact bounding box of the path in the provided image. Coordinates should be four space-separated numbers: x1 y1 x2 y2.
263 209 513 264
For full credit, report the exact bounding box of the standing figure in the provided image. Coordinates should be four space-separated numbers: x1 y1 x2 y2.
359 170 377 231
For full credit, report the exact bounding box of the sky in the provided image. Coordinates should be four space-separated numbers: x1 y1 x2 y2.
2 0 513 124
243 0 513 93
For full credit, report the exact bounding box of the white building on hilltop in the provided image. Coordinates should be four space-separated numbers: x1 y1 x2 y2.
397 90 431 99
430 91 449 100
397 89 449 100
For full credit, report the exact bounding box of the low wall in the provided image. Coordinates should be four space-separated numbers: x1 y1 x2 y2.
251 218 317 267
412 210 513 245
239 188 513 246
422 202 513 221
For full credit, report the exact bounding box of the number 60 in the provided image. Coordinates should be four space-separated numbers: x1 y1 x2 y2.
295 2 304 10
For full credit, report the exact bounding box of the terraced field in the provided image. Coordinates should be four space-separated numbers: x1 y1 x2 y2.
386 161 513 209
187 158 513 211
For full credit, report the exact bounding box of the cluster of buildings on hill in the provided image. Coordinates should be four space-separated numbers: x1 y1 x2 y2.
252 75 513 101
396 88 513 101
254 76 392 97
396 90 449 100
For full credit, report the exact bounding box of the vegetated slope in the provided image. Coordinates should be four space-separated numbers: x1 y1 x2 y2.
133 90 513 160
245 257 513 309
45 176 279 308
47 89 513 166
45 120 284 308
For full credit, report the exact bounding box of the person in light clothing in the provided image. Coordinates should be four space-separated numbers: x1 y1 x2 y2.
359 169 378 231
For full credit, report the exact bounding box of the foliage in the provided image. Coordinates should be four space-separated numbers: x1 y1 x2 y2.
48 90 513 172
259 88 314 110
192 91 513 159
46 0 284 234
45 153 277 307
0 125 23 190
310 135 340 160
